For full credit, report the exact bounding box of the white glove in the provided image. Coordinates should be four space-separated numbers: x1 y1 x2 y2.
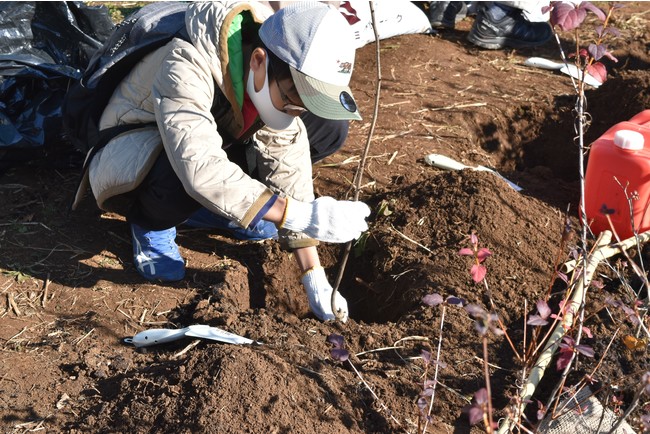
282 197 370 243
301 266 348 322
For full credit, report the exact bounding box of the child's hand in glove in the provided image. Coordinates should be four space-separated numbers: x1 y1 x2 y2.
282 197 370 243
301 266 348 322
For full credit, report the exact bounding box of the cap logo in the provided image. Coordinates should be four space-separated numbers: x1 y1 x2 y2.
338 61 352 74
339 91 357 113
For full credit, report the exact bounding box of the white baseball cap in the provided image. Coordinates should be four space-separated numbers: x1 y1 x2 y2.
259 2 361 121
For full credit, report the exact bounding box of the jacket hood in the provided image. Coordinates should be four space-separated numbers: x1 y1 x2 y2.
185 2 272 101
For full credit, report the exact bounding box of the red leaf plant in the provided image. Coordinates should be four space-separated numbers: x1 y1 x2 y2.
458 232 492 283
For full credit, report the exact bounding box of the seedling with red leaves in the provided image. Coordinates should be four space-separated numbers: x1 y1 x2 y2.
458 232 521 359
458 232 492 284
544 2 620 88
463 388 491 428
463 303 504 433
556 335 595 371
419 294 465 432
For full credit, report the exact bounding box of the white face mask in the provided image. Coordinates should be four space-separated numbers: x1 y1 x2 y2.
246 55 294 130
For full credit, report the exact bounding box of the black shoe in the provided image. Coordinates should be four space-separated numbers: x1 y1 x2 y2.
427 1 467 29
467 4 552 49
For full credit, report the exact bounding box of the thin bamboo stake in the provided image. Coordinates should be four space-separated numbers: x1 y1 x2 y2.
497 231 612 434
331 1 381 321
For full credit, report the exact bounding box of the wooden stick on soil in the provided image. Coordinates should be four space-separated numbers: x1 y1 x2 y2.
172 340 200 359
331 1 382 322
41 273 50 308
8 293 21 316
390 225 434 254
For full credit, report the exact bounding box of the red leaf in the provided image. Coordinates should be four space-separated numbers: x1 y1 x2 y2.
536 299 551 319
330 348 349 362
473 388 488 404
466 405 484 426
477 248 492 263
527 315 549 326
423 293 444 306
471 264 487 283
551 2 587 31
587 62 607 83
556 347 573 370
580 2 607 21
458 247 473 256
465 303 486 317
327 333 345 349
446 296 466 306
588 43 607 61
576 344 595 358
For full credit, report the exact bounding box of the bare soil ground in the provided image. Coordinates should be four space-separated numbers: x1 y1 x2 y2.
2 4 650 434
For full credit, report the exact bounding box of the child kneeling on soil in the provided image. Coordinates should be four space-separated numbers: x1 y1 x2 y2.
82 2 370 322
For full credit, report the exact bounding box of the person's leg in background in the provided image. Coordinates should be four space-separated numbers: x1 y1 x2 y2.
414 2 469 30
467 1 551 50
301 111 349 164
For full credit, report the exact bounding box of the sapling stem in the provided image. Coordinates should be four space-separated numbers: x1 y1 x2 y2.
523 298 527 364
422 303 446 433
482 336 495 434
332 0 381 322
482 278 521 361
537 7 602 422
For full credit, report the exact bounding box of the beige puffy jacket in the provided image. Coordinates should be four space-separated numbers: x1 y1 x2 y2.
86 2 318 249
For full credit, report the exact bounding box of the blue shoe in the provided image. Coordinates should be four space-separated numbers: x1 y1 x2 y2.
184 208 278 241
131 223 185 282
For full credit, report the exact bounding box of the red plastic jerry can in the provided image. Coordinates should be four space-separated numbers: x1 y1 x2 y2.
584 110 650 239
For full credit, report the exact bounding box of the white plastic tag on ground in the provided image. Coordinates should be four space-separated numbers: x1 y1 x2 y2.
524 57 602 88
